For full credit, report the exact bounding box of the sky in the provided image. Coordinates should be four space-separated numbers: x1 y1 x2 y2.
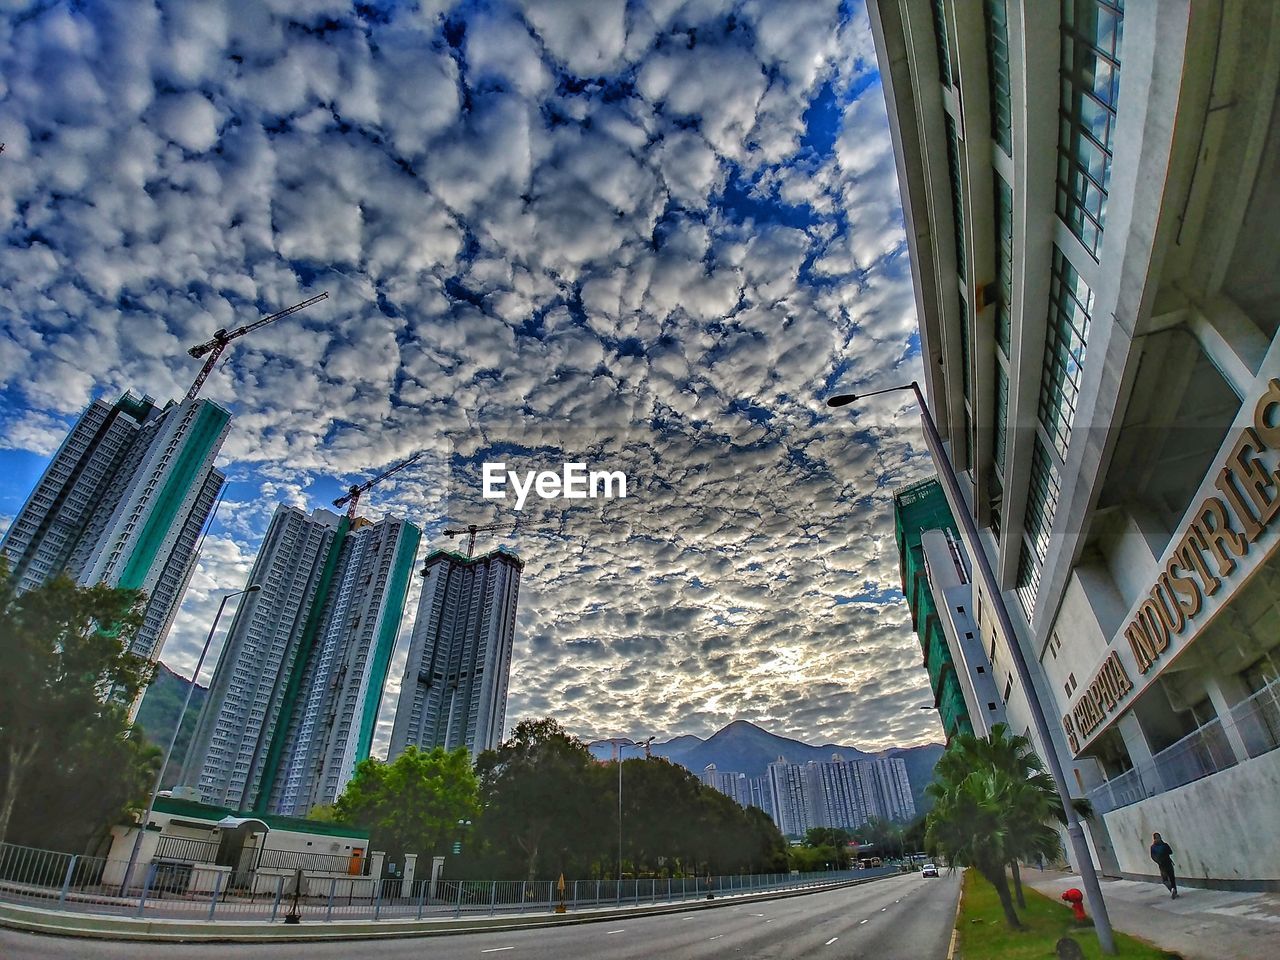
0 0 943 755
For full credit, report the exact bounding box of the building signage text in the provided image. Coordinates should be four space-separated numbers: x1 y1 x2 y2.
1063 377 1280 752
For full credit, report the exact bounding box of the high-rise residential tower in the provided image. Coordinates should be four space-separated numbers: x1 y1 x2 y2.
1 392 229 662
185 506 421 816
389 548 523 759
867 0 1280 883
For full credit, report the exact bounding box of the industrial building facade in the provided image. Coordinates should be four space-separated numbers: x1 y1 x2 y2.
869 0 1280 885
0 392 228 663
185 505 421 817
389 548 523 759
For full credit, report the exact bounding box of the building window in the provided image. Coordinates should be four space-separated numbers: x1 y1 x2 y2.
1015 545 1041 622
1057 0 1124 256
1003 675 1014 702
984 0 1012 154
944 112 966 283
1039 247 1093 458
959 297 972 402
977 666 985 674
930 0 953 87
988 702 997 711
994 364 1009 474
1024 437 1062 565
994 175 1013 357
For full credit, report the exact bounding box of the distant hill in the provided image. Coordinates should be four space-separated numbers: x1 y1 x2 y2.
588 720 944 815
134 663 208 789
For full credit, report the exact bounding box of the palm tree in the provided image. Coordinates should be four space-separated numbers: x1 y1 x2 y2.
925 769 1022 927
927 725 1090 921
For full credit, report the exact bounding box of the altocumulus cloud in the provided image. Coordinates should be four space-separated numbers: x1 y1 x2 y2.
0 0 944 755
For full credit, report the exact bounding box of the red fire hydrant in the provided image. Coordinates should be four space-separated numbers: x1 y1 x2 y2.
1061 887 1087 921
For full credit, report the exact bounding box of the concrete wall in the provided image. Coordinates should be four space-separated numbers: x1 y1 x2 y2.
1102 748 1280 887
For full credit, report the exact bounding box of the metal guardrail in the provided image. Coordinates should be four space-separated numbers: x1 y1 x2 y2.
0 839 897 923
1089 679 1280 813
256 848 360 874
155 836 220 864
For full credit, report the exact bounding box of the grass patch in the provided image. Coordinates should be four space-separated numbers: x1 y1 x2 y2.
956 869 1173 959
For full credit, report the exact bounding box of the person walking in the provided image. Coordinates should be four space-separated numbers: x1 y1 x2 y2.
1150 832 1178 899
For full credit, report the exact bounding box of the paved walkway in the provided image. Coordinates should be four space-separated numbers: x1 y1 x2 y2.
1025 870 1280 960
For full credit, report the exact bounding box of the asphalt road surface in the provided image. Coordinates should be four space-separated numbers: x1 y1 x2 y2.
0 870 961 960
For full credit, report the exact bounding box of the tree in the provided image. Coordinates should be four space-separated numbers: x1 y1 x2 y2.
0 563 153 847
926 724 1088 925
932 725 1083 907
926 770 1023 927
332 746 479 864
473 718 602 882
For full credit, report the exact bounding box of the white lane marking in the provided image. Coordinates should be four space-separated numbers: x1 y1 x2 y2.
825 937 839 945
606 929 625 935
859 919 869 924
709 934 723 940
683 916 696 920
881 907 887 911
765 919 774 923
480 949 514 954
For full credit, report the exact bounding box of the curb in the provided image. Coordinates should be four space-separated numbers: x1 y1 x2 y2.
946 868 966 960
1 872 900 942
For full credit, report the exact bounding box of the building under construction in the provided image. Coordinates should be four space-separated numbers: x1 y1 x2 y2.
185 505 421 816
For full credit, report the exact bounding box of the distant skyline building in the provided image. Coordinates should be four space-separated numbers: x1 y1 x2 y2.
804 754 871 831
765 754 915 836
867 756 916 823
0 392 229 664
389 547 523 760
186 505 421 816
766 757 811 837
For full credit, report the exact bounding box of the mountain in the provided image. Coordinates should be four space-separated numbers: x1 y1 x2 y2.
588 720 945 815
134 663 209 789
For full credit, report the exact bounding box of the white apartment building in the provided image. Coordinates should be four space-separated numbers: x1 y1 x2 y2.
868 0 1280 886
389 547 523 760
1 392 229 663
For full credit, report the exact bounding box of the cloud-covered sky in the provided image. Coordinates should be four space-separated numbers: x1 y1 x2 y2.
0 0 943 754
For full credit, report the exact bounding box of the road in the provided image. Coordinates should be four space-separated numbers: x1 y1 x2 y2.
0 871 960 959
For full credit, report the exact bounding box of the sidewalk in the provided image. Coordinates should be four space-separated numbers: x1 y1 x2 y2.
1024 869 1280 960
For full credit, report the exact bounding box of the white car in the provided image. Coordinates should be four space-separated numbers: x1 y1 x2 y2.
921 863 939 878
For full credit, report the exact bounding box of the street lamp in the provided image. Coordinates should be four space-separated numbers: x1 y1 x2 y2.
827 381 1116 954
597 735 654 886
119 584 261 896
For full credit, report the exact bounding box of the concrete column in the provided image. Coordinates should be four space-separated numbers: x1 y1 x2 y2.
370 850 385 881
1203 673 1252 762
1117 711 1162 791
401 853 417 898
429 855 445 899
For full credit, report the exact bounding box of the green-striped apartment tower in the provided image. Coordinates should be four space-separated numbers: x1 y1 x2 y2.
892 477 973 741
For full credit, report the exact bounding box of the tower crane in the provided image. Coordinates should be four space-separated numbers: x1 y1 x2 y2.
185 292 329 401
443 520 516 557
333 452 422 519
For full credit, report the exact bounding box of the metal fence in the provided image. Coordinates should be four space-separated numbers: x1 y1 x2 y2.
0 840 896 924
1089 678 1280 814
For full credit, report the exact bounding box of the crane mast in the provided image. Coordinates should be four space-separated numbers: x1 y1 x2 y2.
184 292 329 401
333 452 422 519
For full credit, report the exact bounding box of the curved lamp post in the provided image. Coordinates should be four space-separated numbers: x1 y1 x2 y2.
827 381 1115 954
119 584 261 896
